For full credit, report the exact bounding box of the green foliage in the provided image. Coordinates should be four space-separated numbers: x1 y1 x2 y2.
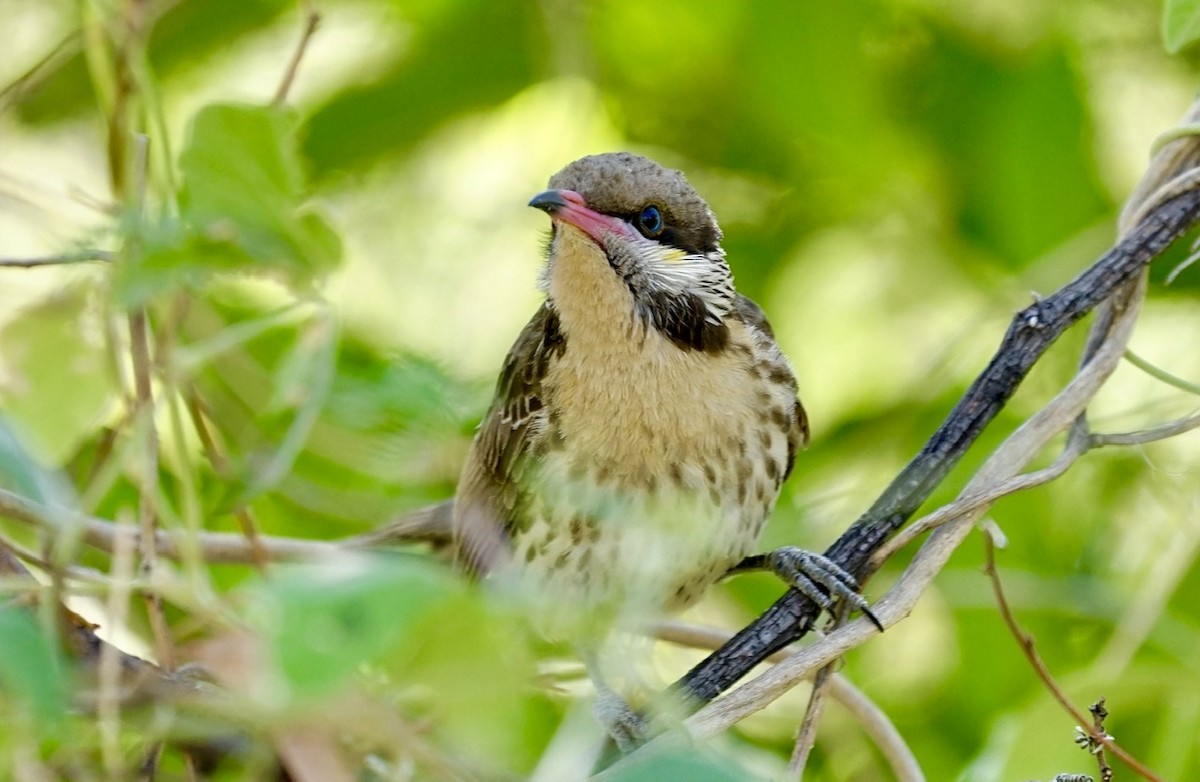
0 0 1198 778
249 555 456 700
1165 0 1200 54
117 103 341 305
0 286 116 464
0 607 68 730
605 747 755 781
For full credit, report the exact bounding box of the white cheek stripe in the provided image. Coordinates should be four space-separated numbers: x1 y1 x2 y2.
633 242 734 323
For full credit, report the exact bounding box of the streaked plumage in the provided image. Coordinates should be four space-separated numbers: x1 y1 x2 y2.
453 153 807 636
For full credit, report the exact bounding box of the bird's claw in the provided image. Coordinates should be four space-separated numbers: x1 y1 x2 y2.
765 546 882 631
593 688 648 753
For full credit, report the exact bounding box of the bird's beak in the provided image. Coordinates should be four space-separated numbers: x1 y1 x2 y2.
529 188 632 246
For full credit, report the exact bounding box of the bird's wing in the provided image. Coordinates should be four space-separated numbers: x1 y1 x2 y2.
733 294 809 479
454 302 565 574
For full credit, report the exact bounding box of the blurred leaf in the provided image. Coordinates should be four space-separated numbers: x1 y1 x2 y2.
399 590 546 771
116 103 341 304
303 0 544 178
250 555 457 701
326 351 479 435
0 607 69 729
1164 0 1200 54
896 28 1111 268
236 313 338 504
604 749 754 781
0 286 116 465
14 0 289 125
0 419 77 509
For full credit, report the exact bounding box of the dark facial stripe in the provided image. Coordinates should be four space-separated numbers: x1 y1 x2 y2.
640 290 729 353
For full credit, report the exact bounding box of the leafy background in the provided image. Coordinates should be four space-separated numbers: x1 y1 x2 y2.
2 0 1200 779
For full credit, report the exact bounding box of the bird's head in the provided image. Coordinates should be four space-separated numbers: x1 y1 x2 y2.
530 152 734 352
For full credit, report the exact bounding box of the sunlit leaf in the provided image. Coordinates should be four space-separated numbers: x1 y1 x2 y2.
116 103 342 304
1164 0 1200 53
249 555 456 700
0 607 69 728
303 0 542 176
0 419 77 509
604 749 753 782
0 286 116 465
398 591 545 770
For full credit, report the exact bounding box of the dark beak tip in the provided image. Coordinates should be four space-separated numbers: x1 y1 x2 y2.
528 189 568 213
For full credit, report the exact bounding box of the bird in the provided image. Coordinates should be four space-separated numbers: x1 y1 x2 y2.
450 152 869 743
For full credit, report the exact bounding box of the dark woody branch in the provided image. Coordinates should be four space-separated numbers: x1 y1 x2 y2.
675 181 1200 705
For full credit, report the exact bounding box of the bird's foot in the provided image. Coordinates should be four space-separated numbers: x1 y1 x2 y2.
593 687 648 753
762 547 882 631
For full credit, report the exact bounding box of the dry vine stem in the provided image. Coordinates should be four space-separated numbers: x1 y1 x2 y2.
647 621 923 779
659 98 1200 765
677 234 1146 743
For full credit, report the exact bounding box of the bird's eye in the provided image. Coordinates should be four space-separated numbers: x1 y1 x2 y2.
637 205 665 237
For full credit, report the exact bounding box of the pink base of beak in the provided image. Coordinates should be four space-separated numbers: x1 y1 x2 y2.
529 189 632 246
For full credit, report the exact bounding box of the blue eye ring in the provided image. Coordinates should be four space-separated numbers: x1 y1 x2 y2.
637 205 665 237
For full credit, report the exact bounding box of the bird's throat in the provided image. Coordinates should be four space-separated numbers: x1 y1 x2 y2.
543 225 640 350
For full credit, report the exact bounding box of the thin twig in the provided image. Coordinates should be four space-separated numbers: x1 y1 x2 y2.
184 389 269 571
0 250 114 267
130 306 175 667
125 132 174 673
273 3 321 106
0 485 338 564
983 537 1160 781
1088 699 1114 782
872 437 1086 567
1089 410 1200 447
785 662 833 781
0 31 80 111
1123 349 1200 395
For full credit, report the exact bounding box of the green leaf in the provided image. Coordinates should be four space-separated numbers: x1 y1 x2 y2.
1164 0 1200 53
116 103 342 305
605 749 754 782
896 32 1110 268
303 0 542 177
0 286 117 465
0 607 69 728
0 419 77 508
249 556 456 701
397 591 544 770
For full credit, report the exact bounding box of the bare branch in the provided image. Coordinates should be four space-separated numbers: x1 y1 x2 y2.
185 389 270 571
1088 699 1115 782
677 261 1145 738
676 96 1200 708
644 620 924 781
0 486 339 564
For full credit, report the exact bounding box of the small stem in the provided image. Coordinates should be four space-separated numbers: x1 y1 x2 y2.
1123 349 1200 395
185 389 270 572
785 663 833 781
129 308 173 668
983 538 1161 781
274 3 321 106
0 250 113 267
1090 699 1114 782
